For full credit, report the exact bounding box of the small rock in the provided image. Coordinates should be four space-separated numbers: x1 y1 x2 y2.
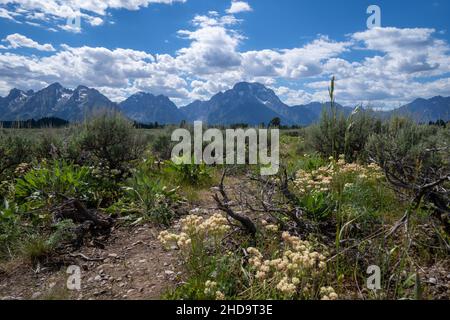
108 253 118 258
1 296 22 300
428 278 437 285
31 292 41 299
94 275 102 281
165 270 175 275
94 290 107 296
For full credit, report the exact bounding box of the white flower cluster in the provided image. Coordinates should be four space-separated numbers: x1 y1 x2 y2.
294 155 383 194
320 286 338 300
247 232 329 298
294 165 334 193
158 230 191 249
265 224 279 232
204 280 217 295
203 280 226 300
158 213 230 250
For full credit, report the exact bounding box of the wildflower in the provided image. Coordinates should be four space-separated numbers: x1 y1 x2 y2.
14 163 31 175
215 291 225 300
247 247 263 257
320 286 338 300
255 271 267 280
265 224 279 232
204 280 217 295
276 277 297 296
111 169 121 176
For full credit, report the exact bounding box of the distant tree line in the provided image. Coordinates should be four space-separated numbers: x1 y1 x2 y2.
2 116 446 130
0 117 69 128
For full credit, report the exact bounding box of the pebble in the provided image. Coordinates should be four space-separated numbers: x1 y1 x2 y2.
31 292 41 299
1 296 23 300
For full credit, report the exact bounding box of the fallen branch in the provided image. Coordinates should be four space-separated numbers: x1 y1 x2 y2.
68 253 105 262
213 170 257 237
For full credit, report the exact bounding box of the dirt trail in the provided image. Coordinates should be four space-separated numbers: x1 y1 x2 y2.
0 223 184 300
0 177 245 300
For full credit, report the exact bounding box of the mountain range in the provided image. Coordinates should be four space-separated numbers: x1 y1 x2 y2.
0 83 117 122
1 82 449 125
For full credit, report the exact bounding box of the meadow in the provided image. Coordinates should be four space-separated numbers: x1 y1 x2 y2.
0 105 449 300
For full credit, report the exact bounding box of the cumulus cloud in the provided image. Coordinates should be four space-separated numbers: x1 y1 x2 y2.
2 33 55 51
176 13 243 76
0 8 449 109
0 6 16 20
0 0 187 31
226 1 252 14
311 27 450 106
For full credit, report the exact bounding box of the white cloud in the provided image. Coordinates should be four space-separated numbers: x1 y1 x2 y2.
0 8 449 109
226 1 252 14
0 6 16 20
175 13 243 75
2 33 55 51
0 0 187 31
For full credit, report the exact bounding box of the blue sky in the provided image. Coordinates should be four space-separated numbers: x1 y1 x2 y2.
0 0 449 108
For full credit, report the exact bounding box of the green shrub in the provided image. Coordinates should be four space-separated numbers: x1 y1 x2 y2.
366 117 448 174
166 157 212 186
366 118 450 232
20 234 52 263
344 109 382 162
15 161 92 206
0 133 33 179
306 77 381 162
78 112 148 170
116 169 179 226
152 134 175 160
47 219 77 248
300 191 334 222
20 220 75 264
0 201 21 260
33 129 64 160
